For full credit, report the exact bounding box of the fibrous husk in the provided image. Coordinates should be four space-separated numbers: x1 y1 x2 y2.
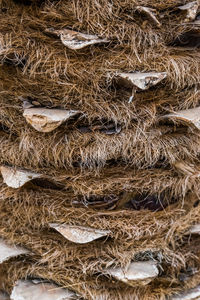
45 28 109 50
10 280 77 300
178 2 199 23
170 285 200 300
0 166 41 188
49 223 110 244
105 261 159 286
23 108 79 132
0 188 199 299
0 164 192 203
1 0 200 299
1 119 200 171
135 6 161 27
114 72 167 90
0 239 29 263
161 107 200 130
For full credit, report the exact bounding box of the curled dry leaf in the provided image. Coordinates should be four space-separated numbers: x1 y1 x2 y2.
0 166 42 188
23 108 79 132
105 261 159 286
11 280 77 300
49 223 110 244
0 238 29 263
45 28 109 50
178 2 199 22
115 72 167 90
161 107 200 130
135 6 161 27
170 285 200 300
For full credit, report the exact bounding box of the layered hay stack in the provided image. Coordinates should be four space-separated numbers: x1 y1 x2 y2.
0 0 200 299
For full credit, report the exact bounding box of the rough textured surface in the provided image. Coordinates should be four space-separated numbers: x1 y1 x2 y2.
0 0 200 299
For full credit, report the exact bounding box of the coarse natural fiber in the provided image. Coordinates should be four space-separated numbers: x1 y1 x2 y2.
0 0 200 299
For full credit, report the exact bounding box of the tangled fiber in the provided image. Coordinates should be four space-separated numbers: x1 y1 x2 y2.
0 0 200 299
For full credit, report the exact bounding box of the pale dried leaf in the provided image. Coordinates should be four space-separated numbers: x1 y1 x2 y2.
45 28 109 50
105 261 159 286
178 2 199 22
161 107 200 130
188 224 200 234
0 239 29 263
0 166 41 188
115 72 167 90
49 223 110 244
23 108 79 132
11 280 76 300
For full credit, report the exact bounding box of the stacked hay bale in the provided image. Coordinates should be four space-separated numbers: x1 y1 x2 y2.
0 0 200 299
